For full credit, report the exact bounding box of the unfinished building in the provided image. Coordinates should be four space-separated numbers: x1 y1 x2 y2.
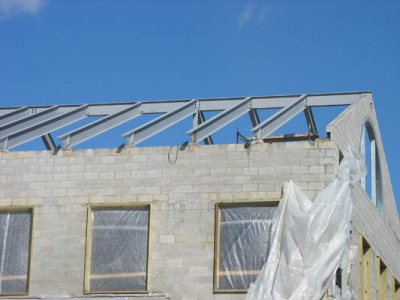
0 92 399 299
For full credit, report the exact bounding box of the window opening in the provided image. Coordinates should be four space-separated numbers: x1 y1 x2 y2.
214 202 278 292
84 205 150 293
360 123 383 213
0 210 32 295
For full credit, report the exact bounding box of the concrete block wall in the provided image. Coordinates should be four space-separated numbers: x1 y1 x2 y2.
328 94 400 298
0 141 338 300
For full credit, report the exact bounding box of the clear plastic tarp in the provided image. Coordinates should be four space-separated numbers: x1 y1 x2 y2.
89 207 150 292
0 210 32 295
216 204 277 291
246 151 365 300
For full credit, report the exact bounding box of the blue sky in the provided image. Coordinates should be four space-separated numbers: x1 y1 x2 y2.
0 0 399 213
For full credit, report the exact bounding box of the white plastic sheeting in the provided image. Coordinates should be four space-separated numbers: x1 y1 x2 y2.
246 151 365 300
216 204 277 291
0 210 31 295
89 207 149 292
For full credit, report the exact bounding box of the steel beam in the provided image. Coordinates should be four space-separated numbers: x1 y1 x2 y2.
248 109 260 127
304 107 318 136
198 111 213 145
0 105 88 150
123 100 197 145
252 95 308 139
187 97 253 143
59 103 142 148
0 92 365 117
41 134 57 151
0 106 60 139
0 107 28 126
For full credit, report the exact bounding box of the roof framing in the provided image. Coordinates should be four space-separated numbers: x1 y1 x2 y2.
0 92 367 150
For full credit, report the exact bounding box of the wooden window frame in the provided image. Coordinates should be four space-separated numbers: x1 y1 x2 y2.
83 204 151 294
0 207 33 297
213 201 278 294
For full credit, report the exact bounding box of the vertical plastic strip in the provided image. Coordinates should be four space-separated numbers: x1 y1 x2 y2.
0 213 10 293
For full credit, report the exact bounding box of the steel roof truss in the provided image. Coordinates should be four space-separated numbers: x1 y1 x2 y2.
0 106 60 139
0 107 28 126
0 105 88 150
252 95 308 140
187 97 253 143
59 103 142 148
123 100 198 145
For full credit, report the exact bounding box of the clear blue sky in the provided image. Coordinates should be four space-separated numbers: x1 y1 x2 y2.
0 0 399 213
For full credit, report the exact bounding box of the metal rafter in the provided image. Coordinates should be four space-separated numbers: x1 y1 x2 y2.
187 97 253 143
0 105 88 150
198 111 213 145
0 107 28 126
304 106 318 136
248 109 260 127
123 100 198 145
0 106 60 139
252 95 308 139
59 103 142 148
41 134 57 151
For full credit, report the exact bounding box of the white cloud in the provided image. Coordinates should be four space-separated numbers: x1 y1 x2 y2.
0 0 46 19
237 3 256 28
237 1 267 28
258 5 267 24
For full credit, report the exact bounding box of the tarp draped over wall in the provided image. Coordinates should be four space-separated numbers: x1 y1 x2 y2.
246 151 365 300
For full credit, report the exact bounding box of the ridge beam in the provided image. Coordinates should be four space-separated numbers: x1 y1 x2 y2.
252 95 308 140
59 103 142 148
0 106 59 139
187 97 253 143
0 107 28 126
0 105 88 150
123 100 198 145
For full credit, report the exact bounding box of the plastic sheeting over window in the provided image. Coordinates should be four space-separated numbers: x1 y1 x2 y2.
215 203 278 291
0 210 32 295
86 206 150 293
246 151 365 300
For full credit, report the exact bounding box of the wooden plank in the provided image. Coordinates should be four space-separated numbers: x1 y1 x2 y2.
83 207 93 293
90 272 146 279
0 274 27 280
358 235 364 299
219 270 261 276
363 240 372 300
377 258 388 300
213 204 221 291
394 277 400 300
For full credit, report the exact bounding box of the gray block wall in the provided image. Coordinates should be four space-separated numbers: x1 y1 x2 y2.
328 94 400 299
0 141 339 300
